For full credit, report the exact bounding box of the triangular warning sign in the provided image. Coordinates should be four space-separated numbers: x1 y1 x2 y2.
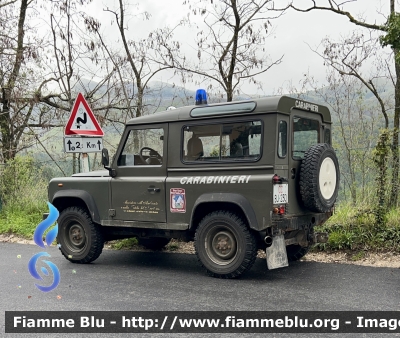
65 93 104 136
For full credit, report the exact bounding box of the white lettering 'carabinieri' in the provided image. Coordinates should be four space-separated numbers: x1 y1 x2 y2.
180 175 251 185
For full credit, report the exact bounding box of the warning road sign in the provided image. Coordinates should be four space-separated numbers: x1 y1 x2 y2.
65 93 104 136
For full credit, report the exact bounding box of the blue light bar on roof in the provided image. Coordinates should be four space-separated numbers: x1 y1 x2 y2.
195 89 208 105
190 101 257 117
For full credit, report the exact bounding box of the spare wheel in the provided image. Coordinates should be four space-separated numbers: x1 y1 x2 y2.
299 143 339 213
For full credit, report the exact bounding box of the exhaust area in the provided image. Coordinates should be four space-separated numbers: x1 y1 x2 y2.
264 236 273 247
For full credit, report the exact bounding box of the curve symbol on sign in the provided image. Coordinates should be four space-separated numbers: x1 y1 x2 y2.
77 113 87 124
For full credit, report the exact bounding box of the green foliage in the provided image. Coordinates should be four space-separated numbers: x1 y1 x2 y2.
110 237 138 250
166 241 179 251
386 208 400 227
209 145 220 157
351 251 365 261
209 144 227 157
380 12 400 63
327 231 355 250
0 209 44 237
0 156 46 207
0 156 47 237
316 201 400 252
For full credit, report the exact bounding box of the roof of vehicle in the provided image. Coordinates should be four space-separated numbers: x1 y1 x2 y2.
126 95 332 125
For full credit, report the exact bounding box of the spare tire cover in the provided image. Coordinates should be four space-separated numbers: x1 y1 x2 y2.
299 143 339 213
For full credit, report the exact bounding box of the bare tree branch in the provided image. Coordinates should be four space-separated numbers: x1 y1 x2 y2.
290 1 386 31
0 0 17 9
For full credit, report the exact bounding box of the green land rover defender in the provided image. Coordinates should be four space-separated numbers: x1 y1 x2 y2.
47 94 339 278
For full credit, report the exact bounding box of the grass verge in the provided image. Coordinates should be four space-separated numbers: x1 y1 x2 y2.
315 202 400 252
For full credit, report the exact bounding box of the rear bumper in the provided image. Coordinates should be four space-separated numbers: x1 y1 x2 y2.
273 211 333 232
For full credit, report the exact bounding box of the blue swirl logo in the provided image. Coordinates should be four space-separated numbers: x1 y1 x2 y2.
28 252 60 292
34 202 59 248
28 202 60 292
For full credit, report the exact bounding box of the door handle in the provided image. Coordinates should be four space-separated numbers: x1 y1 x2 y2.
148 187 160 193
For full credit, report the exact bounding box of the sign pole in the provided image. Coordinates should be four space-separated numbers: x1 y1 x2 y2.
81 153 90 173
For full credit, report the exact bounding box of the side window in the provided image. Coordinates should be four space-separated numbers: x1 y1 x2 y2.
183 121 262 162
118 128 163 166
293 117 319 160
324 128 331 145
278 120 287 158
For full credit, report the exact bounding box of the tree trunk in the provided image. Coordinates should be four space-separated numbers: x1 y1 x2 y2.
390 56 400 207
226 88 233 102
136 79 143 118
374 130 390 226
1 0 28 162
389 0 399 207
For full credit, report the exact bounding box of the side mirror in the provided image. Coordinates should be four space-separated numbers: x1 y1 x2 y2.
102 148 110 167
101 148 116 177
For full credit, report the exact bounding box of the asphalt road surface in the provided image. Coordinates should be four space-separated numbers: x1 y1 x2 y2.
0 242 399 337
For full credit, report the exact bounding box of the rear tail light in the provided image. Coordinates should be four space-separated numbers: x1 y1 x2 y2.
272 174 288 184
272 174 280 184
273 205 286 215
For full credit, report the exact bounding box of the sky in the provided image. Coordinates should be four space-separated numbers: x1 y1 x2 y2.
85 0 394 96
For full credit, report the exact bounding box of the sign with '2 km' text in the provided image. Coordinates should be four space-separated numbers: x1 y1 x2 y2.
64 137 103 153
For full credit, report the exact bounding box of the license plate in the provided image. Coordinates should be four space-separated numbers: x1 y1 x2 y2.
273 184 288 204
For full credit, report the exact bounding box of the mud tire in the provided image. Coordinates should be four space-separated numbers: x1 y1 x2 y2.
57 207 104 263
194 211 257 279
299 143 340 212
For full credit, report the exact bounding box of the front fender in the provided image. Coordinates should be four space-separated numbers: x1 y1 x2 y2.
52 190 101 224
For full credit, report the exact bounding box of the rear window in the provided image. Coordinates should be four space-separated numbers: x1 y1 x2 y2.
324 128 331 144
293 117 319 160
183 120 262 163
278 120 287 158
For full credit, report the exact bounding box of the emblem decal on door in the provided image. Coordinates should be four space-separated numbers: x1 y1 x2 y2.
170 188 186 213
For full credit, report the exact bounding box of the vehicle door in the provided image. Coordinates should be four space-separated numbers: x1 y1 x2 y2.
110 124 167 223
288 113 323 214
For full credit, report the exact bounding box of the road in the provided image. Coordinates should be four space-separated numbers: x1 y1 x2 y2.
0 242 399 337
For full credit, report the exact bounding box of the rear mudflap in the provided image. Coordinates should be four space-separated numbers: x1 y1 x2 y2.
266 235 288 270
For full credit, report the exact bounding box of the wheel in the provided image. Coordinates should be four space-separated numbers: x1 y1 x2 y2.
299 143 340 212
194 211 257 278
57 207 104 263
137 237 170 250
286 245 310 262
139 147 162 165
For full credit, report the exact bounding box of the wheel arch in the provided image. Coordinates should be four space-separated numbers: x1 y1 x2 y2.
51 190 101 224
190 193 259 231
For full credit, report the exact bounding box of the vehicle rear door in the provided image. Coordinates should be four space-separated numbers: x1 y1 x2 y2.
288 112 323 214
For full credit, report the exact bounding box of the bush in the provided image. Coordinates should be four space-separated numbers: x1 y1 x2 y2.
0 156 47 237
316 201 400 252
110 237 138 250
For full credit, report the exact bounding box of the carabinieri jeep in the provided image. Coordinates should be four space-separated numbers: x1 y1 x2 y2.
47 93 339 278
